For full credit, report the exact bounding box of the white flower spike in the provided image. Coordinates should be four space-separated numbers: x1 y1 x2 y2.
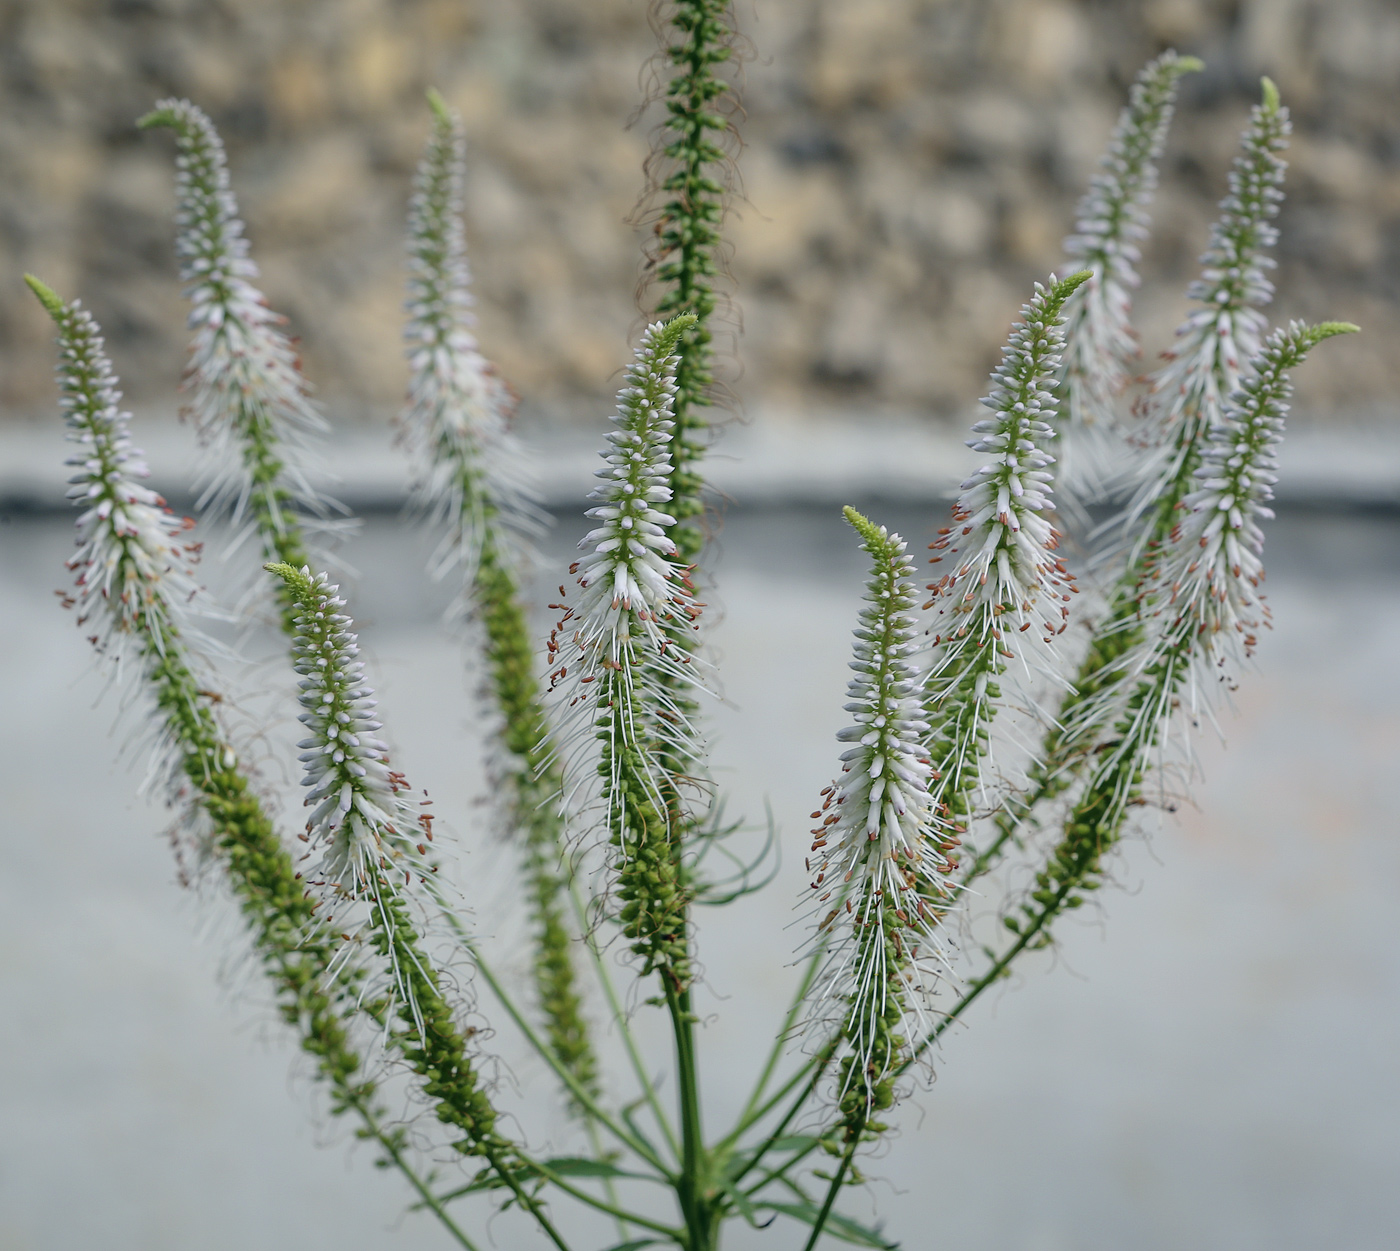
1129 79 1290 526
1059 50 1202 493
27 273 237 844
401 89 540 593
271 564 433 892
140 100 339 570
1153 320 1358 692
27 276 208 680
923 273 1086 825
1078 321 1356 832
548 314 706 976
806 509 959 1124
267 562 437 1028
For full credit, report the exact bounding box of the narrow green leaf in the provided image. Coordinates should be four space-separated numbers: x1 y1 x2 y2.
754 1200 900 1249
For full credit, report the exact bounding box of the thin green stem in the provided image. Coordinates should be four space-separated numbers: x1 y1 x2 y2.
514 1164 681 1240
432 891 673 1177
474 538 599 1105
481 1144 573 1251
567 878 682 1161
902 914 1046 1076
727 944 825 1141
355 1097 482 1250
727 1043 834 1187
666 979 714 1250
741 1138 821 1200
584 1116 632 1243
800 1130 860 1251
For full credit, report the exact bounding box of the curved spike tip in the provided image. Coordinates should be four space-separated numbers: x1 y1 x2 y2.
135 106 180 130
842 505 880 545
1052 269 1093 303
426 86 451 125
655 310 699 355
24 274 65 319
1312 320 1360 339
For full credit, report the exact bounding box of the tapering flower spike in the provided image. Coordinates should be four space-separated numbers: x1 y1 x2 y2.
1152 320 1359 690
402 94 597 1110
139 100 337 606
922 272 1086 827
549 314 706 978
26 276 210 692
806 509 959 1133
402 89 539 592
270 563 433 890
643 0 740 565
984 88 1294 883
267 567 520 1176
1130 79 1290 523
267 562 437 1022
1059 321 1356 841
1059 51 1202 486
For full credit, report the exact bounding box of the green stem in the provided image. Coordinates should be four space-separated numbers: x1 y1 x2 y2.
584 1116 633 1244
727 1044 834 1187
433 890 674 1177
799 1130 860 1251
666 978 716 1250
741 1139 821 1200
567 878 682 1161
727 944 826 1141
474 536 599 1106
514 1164 681 1240
239 399 312 634
356 1096 482 1250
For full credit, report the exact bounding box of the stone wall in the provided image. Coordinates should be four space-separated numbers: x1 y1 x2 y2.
3 0 1397 423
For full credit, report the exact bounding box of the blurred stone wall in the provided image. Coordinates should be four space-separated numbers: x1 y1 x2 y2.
3 0 1397 423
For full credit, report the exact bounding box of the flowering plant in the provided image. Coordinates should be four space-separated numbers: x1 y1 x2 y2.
27 13 1354 1249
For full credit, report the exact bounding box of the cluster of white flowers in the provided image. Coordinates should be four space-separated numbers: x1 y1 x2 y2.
1152 320 1357 690
1072 321 1355 832
277 566 433 891
46 295 203 660
550 317 707 833
922 275 1083 816
29 276 238 849
1058 50 1201 493
271 562 438 1027
140 99 335 548
806 511 957 1104
1130 80 1290 519
401 91 539 590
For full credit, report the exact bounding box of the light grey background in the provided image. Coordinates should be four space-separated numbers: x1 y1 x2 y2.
2 472 1397 1249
